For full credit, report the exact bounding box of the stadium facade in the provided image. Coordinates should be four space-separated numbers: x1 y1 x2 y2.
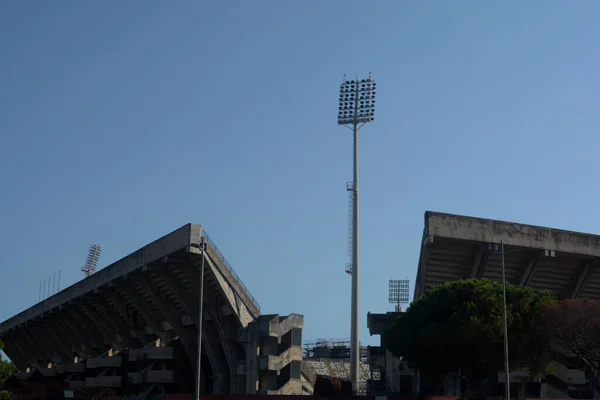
367 211 600 398
0 224 311 397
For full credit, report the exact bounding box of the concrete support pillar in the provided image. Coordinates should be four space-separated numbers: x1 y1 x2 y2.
107 292 148 346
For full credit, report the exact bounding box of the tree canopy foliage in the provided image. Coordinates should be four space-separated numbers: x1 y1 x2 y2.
0 339 17 385
385 279 554 387
540 298 600 393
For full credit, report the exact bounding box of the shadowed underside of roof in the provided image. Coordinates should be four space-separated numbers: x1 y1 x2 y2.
0 223 261 373
415 211 600 300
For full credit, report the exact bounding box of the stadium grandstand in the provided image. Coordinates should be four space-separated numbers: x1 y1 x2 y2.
0 224 312 398
367 211 600 398
302 338 370 393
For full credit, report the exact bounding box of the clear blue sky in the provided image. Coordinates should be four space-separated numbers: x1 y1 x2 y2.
0 1 599 347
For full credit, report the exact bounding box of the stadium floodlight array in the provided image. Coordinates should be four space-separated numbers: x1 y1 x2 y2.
82 243 102 277
337 77 376 126
389 279 410 311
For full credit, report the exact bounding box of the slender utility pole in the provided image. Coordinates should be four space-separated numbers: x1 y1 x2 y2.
338 74 376 393
488 242 513 400
350 117 360 391
501 241 510 400
195 238 206 400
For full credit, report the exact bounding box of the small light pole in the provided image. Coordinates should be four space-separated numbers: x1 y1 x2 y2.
194 238 207 400
337 73 376 393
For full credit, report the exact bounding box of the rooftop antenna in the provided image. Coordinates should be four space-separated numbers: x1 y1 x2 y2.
389 278 410 312
82 243 102 278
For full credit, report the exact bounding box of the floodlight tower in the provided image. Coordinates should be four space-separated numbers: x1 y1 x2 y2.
337 73 376 393
81 243 102 278
389 279 410 312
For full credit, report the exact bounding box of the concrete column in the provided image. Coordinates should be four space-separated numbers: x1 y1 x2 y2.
106 292 148 346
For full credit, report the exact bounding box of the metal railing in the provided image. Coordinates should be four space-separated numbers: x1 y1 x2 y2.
201 232 261 314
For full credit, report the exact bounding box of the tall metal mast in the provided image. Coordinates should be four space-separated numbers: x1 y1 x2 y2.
337 74 376 393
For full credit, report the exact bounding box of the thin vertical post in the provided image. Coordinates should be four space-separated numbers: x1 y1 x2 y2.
38 281 42 302
53 273 56 295
195 239 206 400
501 241 510 400
58 270 61 291
349 115 360 392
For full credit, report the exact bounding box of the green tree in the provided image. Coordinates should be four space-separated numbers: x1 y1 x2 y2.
385 279 553 397
540 298 600 395
0 339 16 385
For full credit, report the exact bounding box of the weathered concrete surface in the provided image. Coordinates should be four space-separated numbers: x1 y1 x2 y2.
415 211 600 300
240 314 304 395
0 223 263 395
0 224 199 333
426 211 600 257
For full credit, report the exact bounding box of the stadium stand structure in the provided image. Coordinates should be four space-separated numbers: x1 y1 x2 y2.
367 211 600 398
302 339 370 393
0 224 311 397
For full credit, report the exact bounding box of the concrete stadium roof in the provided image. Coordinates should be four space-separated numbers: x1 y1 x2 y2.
0 223 261 370
415 211 600 300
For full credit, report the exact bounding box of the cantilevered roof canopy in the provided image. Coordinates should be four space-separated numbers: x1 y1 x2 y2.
415 211 600 300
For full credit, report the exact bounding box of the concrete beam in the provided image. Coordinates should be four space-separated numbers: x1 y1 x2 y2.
514 250 555 286
49 316 86 358
78 300 120 349
22 328 50 365
61 313 95 356
200 240 260 318
13 339 34 370
15 332 42 368
203 256 255 328
162 266 226 391
44 318 77 359
75 301 117 349
4 336 28 369
66 309 105 352
0 223 201 334
415 235 433 298
425 211 600 258
206 307 236 380
122 285 167 342
157 269 236 388
31 323 66 362
137 279 196 366
563 259 599 299
104 293 147 346
94 296 133 346
469 246 489 278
